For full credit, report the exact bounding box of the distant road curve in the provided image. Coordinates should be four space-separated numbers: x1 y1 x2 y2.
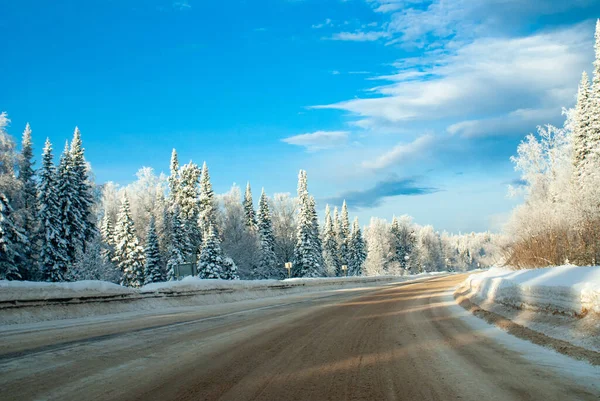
0 274 597 401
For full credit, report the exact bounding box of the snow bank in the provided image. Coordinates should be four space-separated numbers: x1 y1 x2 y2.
0 272 452 325
0 280 135 302
140 274 441 294
0 272 448 304
462 266 600 316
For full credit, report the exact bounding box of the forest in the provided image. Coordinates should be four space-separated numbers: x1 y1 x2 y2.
0 119 496 286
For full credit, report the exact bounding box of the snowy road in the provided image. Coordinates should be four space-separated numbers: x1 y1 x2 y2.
0 274 598 401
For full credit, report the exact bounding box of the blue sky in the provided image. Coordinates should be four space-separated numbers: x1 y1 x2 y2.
2 0 600 233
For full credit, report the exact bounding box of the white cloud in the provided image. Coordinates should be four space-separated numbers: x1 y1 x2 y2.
173 1 191 10
282 131 350 151
362 134 436 170
312 18 333 29
315 24 592 131
448 108 562 138
329 31 390 41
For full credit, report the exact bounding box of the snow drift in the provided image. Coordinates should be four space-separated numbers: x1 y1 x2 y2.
0 273 449 325
461 266 600 317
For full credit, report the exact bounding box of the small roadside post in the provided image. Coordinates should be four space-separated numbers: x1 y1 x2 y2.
341 264 348 277
285 262 292 279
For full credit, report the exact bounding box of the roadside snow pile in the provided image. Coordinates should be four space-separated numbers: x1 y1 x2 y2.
141 274 427 294
0 271 450 303
463 266 600 316
0 280 135 302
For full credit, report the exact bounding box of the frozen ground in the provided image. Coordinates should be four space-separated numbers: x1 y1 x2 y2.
457 266 600 352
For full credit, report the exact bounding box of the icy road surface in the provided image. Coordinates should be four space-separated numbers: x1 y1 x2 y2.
0 274 598 401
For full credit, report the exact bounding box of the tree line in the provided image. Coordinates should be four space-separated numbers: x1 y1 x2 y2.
505 20 600 268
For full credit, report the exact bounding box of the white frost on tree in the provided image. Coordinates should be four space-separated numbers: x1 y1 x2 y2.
144 216 164 284
256 188 278 278
112 194 145 288
0 193 26 280
198 224 226 279
38 139 69 282
321 204 340 276
292 170 322 277
347 217 366 276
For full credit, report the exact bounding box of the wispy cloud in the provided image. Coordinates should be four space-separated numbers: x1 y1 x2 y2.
173 0 191 10
315 24 592 132
312 18 333 29
282 131 349 151
325 175 440 208
329 31 390 41
362 134 437 170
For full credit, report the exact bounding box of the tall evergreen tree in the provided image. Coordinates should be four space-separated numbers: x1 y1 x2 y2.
243 182 257 230
198 162 217 235
256 189 278 278
56 141 83 262
0 193 26 280
309 195 324 273
166 208 189 281
292 170 322 277
573 72 592 179
69 128 96 250
38 139 69 282
322 204 340 276
347 217 366 276
589 19 600 168
112 194 145 288
168 148 180 204
198 224 225 279
100 212 115 265
168 148 180 211
391 216 416 271
17 123 37 279
338 200 350 268
144 216 163 284
177 162 202 250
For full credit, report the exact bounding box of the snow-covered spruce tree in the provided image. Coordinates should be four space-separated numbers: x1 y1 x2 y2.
243 182 257 230
573 72 592 180
166 208 189 281
222 257 240 280
309 196 324 273
0 193 26 280
144 216 164 284
16 123 37 279
589 19 600 168
168 148 180 206
332 206 342 275
322 205 340 276
56 141 84 263
100 212 115 263
38 139 69 282
177 162 202 251
391 215 417 272
69 128 96 251
198 224 225 279
338 200 350 270
292 170 322 277
112 194 145 288
198 162 217 236
256 189 278 278
347 217 366 276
